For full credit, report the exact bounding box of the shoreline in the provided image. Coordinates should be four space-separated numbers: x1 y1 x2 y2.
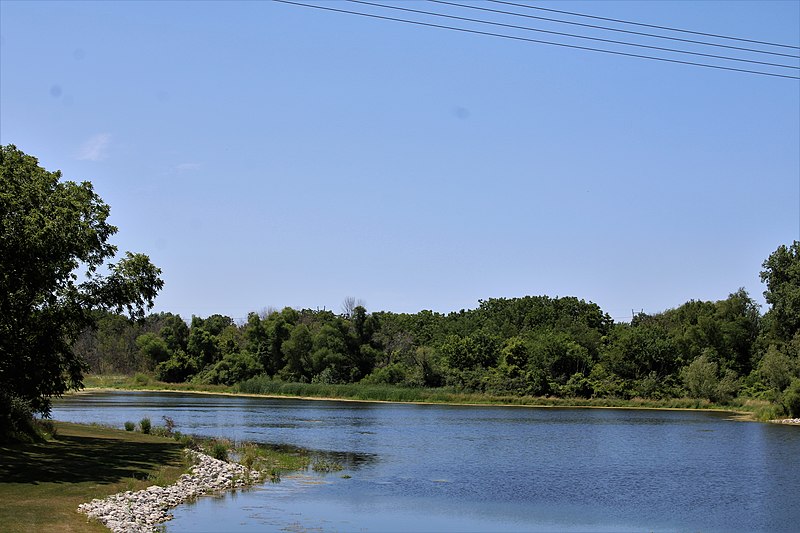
72 385 761 420
79 449 263 533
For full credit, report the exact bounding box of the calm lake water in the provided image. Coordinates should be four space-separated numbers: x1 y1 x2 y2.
52 391 800 532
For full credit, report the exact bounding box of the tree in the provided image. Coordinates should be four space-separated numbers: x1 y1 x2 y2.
281 324 313 381
136 332 170 369
0 145 163 437
761 241 800 343
159 313 189 353
681 352 719 401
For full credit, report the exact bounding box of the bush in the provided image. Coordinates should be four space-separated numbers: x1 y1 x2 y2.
124 421 135 431
361 363 410 386
562 372 593 398
192 352 262 386
0 393 37 443
681 354 718 400
154 351 199 383
782 378 800 418
210 441 229 461
140 417 151 434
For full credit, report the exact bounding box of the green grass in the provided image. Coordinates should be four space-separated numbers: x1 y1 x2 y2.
83 374 233 394
0 421 188 533
82 373 764 418
234 376 761 414
0 420 314 533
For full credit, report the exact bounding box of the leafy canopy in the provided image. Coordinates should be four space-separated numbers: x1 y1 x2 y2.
0 145 163 422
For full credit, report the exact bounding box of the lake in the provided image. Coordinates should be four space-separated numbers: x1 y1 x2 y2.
52 391 800 532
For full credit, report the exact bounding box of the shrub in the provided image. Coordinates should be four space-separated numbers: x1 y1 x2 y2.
133 373 151 386
210 441 228 461
0 393 37 443
140 417 151 434
124 421 135 431
681 354 718 400
562 372 593 398
782 378 800 418
193 352 263 386
154 351 198 383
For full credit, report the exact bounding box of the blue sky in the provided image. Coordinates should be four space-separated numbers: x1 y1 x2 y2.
1 0 798 321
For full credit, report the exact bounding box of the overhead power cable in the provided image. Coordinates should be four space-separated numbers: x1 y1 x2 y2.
435 0 799 59
488 0 800 51
273 0 800 80
346 0 798 70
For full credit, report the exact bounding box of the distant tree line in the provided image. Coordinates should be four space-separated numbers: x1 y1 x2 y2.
77 241 800 416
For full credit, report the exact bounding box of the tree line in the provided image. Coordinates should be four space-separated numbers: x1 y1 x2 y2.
77 242 800 416
3 144 799 442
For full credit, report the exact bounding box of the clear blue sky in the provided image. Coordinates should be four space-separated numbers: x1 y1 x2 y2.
2 0 798 322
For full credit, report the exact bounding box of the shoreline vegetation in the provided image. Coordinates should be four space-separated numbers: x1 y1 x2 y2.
0 420 311 533
81 374 774 420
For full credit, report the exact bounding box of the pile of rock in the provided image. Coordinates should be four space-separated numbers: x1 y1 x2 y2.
78 450 262 533
774 418 800 425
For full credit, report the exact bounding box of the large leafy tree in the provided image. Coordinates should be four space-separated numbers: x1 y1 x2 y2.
0 145 163 433
760 241 800 343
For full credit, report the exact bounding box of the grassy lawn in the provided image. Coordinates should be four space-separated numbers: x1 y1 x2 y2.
0 421 188 533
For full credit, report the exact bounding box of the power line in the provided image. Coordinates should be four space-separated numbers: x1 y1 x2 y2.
438 0 800 59
346 0 798 71
488 0 800 51
274 0 800 80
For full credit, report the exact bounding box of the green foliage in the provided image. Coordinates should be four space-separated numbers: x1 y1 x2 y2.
440 332 500 371
136 333 171 368
139 417 151 434
0 394 38 443
757 344 797 393
280 323 313 382
782 378 800 418
124 421 135 431
561 372 594 398
193 351 263 386
66 240 800 414
209 441 229 461
681 353 720 401
159 313 190 353
154 350 199 383
760 241 800 343
0 145 163 431
361 362 412 386
601 321 679 382
680 351 741 403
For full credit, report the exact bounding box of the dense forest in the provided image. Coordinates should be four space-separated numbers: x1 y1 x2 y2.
76 242 800 416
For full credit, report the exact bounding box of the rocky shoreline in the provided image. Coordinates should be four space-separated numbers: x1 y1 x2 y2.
773 418 800 425
78 450 262 533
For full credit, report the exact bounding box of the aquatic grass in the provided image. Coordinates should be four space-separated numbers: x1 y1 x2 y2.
225 441 311 484
233 376 757 415
311 459 344 473
81 373 760 417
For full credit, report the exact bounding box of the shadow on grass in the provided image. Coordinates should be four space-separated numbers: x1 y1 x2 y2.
0 432 183 485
